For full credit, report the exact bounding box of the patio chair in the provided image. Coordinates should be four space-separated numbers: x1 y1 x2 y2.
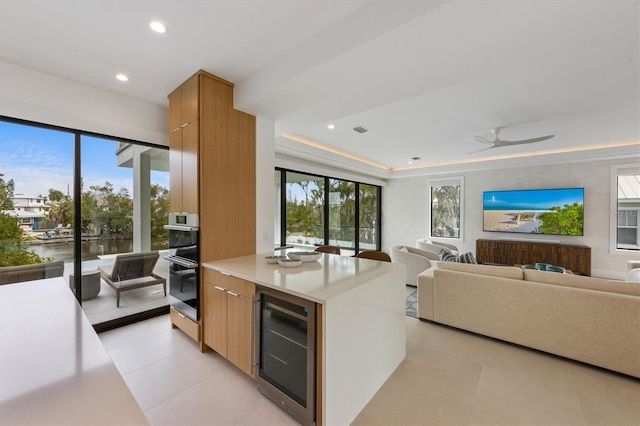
98 251 166 307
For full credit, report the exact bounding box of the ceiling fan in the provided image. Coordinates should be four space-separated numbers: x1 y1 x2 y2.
471 127 555 153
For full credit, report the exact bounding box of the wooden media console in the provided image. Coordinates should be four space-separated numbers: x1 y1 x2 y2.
476 239 591 276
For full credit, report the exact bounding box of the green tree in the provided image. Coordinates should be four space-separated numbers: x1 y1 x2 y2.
89 182 133 238
537 203 584 236
0 172 15 210
150 183 170 240
359 185 378 245
0 212 51 266
431 185 460 238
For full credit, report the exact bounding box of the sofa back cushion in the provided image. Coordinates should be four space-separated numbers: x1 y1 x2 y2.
524 269 640 297
437 261 523 280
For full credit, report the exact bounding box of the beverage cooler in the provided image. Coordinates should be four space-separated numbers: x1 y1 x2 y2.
255 288 316 425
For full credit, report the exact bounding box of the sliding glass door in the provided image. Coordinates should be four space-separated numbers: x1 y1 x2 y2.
276 168 381 255
0 117 169 327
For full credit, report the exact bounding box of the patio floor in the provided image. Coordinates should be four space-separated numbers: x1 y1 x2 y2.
62 252 170 325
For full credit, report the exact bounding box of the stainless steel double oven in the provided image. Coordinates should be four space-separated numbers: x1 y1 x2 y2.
164 213 200 321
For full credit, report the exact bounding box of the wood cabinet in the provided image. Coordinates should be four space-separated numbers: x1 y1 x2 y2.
476 239 591 275
168 69 256 349
169 119 198 213
168 69 256 260
170 306 200 342
203 268 255 376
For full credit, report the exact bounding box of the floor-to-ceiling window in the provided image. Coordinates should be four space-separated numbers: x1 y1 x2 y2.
359 183 379 251
328 178 355 251
0 117 169 328
276 168 381 255
284 171 325 248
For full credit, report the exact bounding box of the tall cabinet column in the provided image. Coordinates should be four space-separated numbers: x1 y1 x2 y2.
168 70 256 350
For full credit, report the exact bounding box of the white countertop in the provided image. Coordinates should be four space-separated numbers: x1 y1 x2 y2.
202 251 404 303
0 278 149 425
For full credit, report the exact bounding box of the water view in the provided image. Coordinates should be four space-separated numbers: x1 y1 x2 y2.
29 238 168 262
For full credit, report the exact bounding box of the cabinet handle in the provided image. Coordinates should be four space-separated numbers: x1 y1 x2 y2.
221 272 231 276
172 127 181 132
180 122 189 128
251 294 256 374
227 291 239 297
214 286 225 291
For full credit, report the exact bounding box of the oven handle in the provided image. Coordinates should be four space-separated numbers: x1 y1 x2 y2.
164 224 200 232
165 256 199 269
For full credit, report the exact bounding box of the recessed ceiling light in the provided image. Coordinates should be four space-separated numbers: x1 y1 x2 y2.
327 124 335 130
116 74 129 82
150 21 166 33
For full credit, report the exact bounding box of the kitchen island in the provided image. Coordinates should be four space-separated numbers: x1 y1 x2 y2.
0 278 148 425
203 251 406 426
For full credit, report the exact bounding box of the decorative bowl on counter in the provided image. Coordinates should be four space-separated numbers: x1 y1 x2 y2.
278 258 303 268
287 251 322 262
265 255 288 264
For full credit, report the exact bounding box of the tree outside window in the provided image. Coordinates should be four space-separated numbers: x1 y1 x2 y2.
429 177 463 240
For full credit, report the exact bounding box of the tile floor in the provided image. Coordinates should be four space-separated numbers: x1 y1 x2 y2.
100 287 640 426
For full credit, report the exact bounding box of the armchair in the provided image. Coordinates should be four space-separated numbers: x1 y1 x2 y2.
416 239 459 256
390 245 439 286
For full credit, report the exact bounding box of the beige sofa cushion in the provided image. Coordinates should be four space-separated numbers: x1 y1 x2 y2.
431 268 640 378
524 269 640 297
437 261 523 280
417 262 523 320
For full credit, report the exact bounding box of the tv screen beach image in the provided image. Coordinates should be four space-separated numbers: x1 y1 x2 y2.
483 188 584 235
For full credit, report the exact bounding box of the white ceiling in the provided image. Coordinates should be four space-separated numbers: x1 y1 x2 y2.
1 0 638 177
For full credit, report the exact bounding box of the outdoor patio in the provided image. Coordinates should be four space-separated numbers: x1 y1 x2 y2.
61 251 170 325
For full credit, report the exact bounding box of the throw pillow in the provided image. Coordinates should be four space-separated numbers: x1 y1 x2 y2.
399 246 409 253
440 251 478 264
438 246 452 256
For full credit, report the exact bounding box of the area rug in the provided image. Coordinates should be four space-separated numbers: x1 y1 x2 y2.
406 289 417 318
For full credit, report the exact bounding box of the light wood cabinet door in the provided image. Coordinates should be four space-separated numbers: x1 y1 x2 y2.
168 73 199 131
168 120 199 213
203 281 228 357
169 129 183 213
227 292 254 376
181 120 199 213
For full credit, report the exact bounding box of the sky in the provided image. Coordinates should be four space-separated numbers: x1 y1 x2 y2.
0 121 169 199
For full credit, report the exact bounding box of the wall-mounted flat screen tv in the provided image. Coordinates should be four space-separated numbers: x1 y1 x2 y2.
483 188 584 236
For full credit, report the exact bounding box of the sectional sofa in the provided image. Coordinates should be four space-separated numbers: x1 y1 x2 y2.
417 262 640 378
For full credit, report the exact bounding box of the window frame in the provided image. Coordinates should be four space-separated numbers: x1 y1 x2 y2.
428 176 464 243
275 167 382 253
610 164 640 253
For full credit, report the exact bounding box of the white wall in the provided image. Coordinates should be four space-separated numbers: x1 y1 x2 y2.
256 116 276 253
0 60 168 146
382 157 640 279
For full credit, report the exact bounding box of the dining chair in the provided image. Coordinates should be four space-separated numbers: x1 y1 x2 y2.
355 250 391 262
315 245 341 255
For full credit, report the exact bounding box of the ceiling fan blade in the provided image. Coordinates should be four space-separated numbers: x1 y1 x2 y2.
499 135 555 145
467 145 495 154
474 136 493 145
